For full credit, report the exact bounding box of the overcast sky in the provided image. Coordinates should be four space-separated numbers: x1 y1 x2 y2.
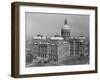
25 12 89 40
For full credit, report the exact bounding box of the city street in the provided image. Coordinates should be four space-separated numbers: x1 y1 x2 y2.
26 55 89 67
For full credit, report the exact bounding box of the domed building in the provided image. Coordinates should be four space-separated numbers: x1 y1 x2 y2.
28 19 89 66
61 19 71 41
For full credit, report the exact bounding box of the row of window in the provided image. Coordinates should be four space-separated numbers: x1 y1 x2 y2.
38 53 58 59
39 54 47 58
48 54 58 59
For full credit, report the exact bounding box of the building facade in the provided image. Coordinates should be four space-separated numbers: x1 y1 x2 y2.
32 34 70 62
68 36 88 57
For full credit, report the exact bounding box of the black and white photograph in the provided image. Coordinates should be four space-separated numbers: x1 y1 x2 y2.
11 2 97 78
25 13 90 67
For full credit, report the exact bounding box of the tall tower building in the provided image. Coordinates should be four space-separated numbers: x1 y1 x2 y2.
61 19 71 41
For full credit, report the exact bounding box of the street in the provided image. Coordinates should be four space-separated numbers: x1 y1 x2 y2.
26 55 89 67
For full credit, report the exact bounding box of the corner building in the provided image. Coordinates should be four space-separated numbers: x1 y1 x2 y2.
32 34 70 62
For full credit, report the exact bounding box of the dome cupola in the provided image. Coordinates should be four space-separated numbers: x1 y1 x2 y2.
62 19 71 30
61 19 71 41
33 34 46 40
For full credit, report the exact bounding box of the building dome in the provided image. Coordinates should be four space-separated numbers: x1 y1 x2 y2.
62 25 71 30
50 37 64 40
33 36 42 39
33 36 46 40
33 34 46 40
79 35 86 40
50 34 64 40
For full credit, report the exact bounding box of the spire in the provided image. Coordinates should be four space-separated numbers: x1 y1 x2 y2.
64 19 67 25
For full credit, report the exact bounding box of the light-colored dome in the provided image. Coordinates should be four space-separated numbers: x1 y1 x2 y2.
62 25 71 30
33 36 46 40
79 36 86 40
33 36 41 39
33 34 46 40
50 36 64 40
